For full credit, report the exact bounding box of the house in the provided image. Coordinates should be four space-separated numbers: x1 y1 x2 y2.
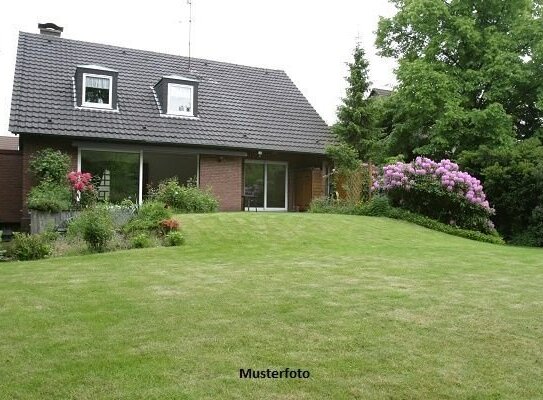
7 24 332 229
0 136 22 230
368 88 392 98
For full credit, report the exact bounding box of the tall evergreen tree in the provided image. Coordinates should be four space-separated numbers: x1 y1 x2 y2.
333 44 378 161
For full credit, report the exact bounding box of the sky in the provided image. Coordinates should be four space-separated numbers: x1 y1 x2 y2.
0 0 397 136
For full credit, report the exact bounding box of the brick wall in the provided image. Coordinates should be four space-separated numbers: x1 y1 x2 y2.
20 135 77 228
0 150 23 224
199 155 243 211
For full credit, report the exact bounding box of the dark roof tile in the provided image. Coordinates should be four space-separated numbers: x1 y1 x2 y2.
9 33 331 154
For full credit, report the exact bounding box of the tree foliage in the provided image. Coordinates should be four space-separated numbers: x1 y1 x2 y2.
325 143 360 172
460 138 543 245
376 0 543 160
333 44 380 160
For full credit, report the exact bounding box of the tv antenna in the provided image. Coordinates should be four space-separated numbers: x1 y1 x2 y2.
187 0 193 70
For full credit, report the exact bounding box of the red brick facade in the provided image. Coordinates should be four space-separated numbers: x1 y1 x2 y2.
199 155 243 211
0 150 22 224
1 135 327 227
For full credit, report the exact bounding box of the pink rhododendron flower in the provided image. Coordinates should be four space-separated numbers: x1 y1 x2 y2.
373 157 492 212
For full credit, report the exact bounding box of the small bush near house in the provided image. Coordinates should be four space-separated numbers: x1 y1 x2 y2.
150 178 218 213
9 232 52 261
69 207 114 252
132 233 151 249
159 218 180 235
164 231 185 247
309 197 360 215
29 148 71 184
67 171 98 208
27 182 71 212
357 195 391 216
123 201 173 234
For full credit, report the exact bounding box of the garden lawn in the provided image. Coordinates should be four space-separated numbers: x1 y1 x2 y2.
1 213 542 399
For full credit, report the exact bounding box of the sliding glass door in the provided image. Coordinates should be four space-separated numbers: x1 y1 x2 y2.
244 161 287 210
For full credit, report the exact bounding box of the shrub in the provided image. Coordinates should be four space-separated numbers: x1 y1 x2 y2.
357 195 391 216
106 203 137 228
27 182 71 212
29 149 71 184
310 196 503 245
132 233 151 249
150 178 218 213
460 138 543 245
123 201 172 234
67 171 98 208
309 197 359 214
9 232 52 261
69 207 114 252
164 231 185 246
159 218 180 235
374 157 495 234
383 208 504 245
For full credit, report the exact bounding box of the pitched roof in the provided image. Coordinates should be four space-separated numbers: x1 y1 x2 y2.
0 136 19 151
9 32 331 154
369 88 393 98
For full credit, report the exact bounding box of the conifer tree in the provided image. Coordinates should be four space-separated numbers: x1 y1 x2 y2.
333 44 377 161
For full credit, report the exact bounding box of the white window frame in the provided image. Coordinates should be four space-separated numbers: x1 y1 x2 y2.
167 83 194 116
82 73 113 109
244 160 288 212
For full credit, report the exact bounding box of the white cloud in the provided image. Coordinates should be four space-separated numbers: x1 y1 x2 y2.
0 0 396 135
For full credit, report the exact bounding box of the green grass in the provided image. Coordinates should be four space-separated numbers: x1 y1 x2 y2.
1 213 542 399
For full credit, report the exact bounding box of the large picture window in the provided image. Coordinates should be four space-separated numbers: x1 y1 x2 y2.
82 74 112 108
80 150 139 203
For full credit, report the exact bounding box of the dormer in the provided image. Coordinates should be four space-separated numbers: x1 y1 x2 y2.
154 75 199 117
75 65 118 110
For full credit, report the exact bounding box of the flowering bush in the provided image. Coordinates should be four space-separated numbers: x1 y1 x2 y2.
67 171 93 192
67 171 98 208
374 157 495 233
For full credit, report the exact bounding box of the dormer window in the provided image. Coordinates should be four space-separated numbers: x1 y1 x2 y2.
83 74 112 108
167 83 193 115
75 65 118 110
154 75 199 117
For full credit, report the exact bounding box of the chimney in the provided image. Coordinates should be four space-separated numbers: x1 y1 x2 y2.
38 23 63 37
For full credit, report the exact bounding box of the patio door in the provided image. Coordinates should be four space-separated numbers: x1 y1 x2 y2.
244 161 288 211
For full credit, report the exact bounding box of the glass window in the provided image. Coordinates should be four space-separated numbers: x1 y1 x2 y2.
244 163 265 208
266 164 286 208
167 83 193 115
83 74 112 107
243 162 287 210
81 150 139 203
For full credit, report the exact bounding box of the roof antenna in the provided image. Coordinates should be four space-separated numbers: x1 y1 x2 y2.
187 0 193 70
